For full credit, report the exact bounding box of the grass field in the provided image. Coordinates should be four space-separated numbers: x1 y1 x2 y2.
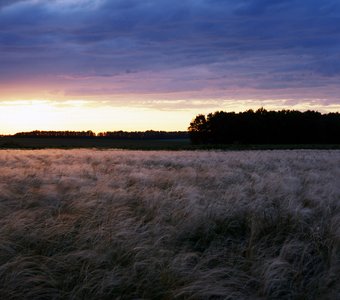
0 150 339 299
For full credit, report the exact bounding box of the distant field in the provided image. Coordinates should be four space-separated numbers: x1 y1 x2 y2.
1 136 340 150
0 137 191 150
0 150 339 299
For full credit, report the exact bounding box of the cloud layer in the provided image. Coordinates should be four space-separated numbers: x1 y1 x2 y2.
1 0 340 108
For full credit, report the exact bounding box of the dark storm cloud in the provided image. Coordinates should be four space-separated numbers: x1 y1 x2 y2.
0 0 340 104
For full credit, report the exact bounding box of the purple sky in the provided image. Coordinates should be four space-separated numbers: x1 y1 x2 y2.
0 0 339 132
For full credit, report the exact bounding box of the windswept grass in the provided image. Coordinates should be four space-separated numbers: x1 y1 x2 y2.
0 150 339 299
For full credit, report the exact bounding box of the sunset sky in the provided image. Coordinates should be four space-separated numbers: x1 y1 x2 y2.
1 0 340 133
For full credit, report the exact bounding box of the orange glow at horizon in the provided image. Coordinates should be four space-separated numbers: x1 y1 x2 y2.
1 99 339 135
0 100 196 134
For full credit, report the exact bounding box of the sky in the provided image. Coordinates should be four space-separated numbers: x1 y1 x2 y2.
1 0 340 133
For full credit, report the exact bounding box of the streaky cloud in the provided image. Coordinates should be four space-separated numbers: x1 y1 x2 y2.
0 0 339 108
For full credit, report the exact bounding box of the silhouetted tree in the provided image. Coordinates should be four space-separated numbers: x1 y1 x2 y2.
188 109 340 145
188 114 209 144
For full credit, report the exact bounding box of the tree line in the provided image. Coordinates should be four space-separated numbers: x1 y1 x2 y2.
98 130 188 139
188 108 340 144
13 130 96 138
13 130 188 139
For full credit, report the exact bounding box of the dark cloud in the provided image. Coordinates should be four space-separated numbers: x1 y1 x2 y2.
0 0 340 105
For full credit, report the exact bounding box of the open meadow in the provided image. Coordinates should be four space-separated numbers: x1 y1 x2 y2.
0 149 339 299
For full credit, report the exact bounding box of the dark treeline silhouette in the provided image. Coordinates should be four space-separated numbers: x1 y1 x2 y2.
98 130 188 139
188 108 340 144
14 130 96 138
13 130 188 139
